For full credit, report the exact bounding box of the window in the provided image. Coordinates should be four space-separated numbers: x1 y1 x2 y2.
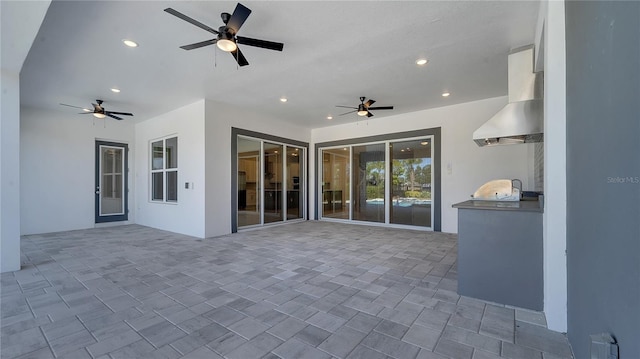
151 136 178 202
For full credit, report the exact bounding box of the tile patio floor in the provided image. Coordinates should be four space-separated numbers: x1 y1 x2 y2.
1 222 573 359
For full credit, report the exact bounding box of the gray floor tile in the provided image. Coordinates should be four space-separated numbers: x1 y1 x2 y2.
402 323 442 351
305 311 347 332
295 324 332 346
345 345 389 359
138 320 187 348
1 327 49 358
374 319 410 339
318 326 367 358
86 329 141 357
267 316 308 340
4 223 573 359
273 338 332 359
206 331 248 355
433 339 473 359
228 316 270 339
48 329 97 357
362 331 421 359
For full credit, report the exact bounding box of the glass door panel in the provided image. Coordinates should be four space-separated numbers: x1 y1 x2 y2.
322 148 350 219
264 142 284 224
238 137 261 227
286 146 303 220
390 138 432 227
352 144 385 223
100 146 124 215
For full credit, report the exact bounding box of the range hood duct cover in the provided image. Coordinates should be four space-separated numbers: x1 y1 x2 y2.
474 47 544 147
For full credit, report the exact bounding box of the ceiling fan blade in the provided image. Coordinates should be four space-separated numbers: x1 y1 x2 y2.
180 39 217 50
367 111 374 117
367 106 394 110
106 113 123 120
339 110 357 116
230 47 249 66
60 103 84 109
106 111 133 116
227 3 251 34
336 105 357 109
364 99 376 107
164 8 219 35
236 36 284 51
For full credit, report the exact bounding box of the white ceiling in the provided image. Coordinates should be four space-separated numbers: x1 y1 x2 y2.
20 1 540 129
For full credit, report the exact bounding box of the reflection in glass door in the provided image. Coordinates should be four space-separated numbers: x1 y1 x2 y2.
286 147 304 220
390 138 432 227
237 137 261 227
322 148 350 219
264 142 284 224
352 143 385 223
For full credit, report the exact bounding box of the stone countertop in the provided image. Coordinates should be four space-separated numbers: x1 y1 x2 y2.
452 200 543 213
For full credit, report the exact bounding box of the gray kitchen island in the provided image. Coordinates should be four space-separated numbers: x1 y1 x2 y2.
452 200 543 311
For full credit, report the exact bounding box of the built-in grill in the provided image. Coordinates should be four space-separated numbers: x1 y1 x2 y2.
471 179 521 201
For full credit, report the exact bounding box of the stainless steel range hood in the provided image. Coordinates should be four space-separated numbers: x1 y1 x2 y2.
474 46 544 146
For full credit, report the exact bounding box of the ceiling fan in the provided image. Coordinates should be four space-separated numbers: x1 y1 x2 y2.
337 97 394 118
164 3 284 67
59 100 133 120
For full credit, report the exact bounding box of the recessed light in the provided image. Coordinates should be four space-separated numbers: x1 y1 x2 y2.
280 97 287 103
327 116 333 120
442 92 451 97
401 149 405 152
82 108 91 112
111 88 120 93
123 39 138 48
421 141 429 145
343 148 347 151
416 58 428 66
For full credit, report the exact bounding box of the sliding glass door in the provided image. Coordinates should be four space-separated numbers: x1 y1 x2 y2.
321 148 350 219
352 143 385 223
237 135 305 229
319 136 434 229
237 137 261 227
390 139 432 227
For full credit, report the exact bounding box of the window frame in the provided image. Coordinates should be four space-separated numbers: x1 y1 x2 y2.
150 135 178 204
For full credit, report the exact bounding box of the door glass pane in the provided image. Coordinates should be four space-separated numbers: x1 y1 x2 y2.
166 171 178 202
390 138 432 227
264 142 284 224
152 140 163 170
238 137 261 227
286 146 303 220
100 147 124 215
352 143 385 223
322 148 350 219
166 137 178 169
152 172 163 201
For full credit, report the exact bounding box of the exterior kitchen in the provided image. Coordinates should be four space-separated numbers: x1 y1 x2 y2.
452 47 546 310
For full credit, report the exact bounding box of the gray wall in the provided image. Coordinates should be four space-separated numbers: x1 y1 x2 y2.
565 2 640 359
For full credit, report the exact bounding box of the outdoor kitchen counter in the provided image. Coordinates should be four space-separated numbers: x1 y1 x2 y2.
452 199 543 212
453 200 543 311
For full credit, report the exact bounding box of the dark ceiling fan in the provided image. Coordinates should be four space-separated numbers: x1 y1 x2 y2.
337 97 394 118
164 3 284 67
59 100 133 120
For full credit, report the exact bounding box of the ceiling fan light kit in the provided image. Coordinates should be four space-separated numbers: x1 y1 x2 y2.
337 96 395 118
60 99 134 121
164 2 284 67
